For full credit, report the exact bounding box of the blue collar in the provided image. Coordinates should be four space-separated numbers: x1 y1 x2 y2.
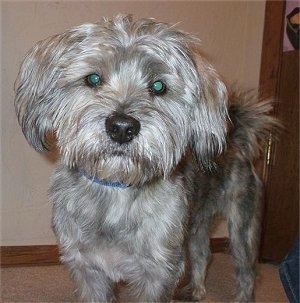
80 171 130 189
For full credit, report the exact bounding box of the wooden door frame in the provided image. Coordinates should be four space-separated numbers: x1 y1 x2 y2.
258 0 286 259
259 0 285 103
259 0 285 257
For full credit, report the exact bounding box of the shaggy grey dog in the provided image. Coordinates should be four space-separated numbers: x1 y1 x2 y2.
15 15 278 302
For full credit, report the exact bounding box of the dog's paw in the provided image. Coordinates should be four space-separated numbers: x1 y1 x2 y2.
173 283 206 302
191 284 207 301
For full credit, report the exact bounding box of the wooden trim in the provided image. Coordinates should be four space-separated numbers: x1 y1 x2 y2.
258 0 286 261
259 0 285 100
258 0 285 184
1 238 230 267
1 245 60 267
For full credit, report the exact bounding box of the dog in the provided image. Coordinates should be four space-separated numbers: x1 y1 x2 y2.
15 15 278 302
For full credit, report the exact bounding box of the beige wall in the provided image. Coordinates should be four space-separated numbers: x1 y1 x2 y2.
1 1 266 245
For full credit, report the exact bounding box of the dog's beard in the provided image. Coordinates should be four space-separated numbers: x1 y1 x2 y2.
78 155 155 186
59 135 186 186
54 96 190 186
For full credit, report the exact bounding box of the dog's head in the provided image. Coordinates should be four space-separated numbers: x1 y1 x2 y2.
15 15 228 185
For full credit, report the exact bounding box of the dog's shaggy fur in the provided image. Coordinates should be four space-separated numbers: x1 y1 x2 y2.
15 15 278 302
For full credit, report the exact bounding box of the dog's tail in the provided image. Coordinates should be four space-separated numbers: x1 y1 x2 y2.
228 91 281 160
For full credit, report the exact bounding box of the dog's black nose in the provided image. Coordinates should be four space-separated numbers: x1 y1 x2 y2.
105 113 141 144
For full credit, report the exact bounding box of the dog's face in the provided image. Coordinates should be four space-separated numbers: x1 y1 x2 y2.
15 15 228 185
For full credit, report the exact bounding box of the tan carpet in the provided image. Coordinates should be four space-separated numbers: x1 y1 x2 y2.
1 253 288 302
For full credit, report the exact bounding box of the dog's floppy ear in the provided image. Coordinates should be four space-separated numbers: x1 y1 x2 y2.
156 26 228 169
190 55 228 169
14 27 90 152
14 34 67 151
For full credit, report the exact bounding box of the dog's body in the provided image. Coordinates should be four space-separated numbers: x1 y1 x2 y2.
15 15 278 302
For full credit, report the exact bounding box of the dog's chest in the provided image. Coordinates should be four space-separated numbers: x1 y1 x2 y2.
97 182 187 245
102 186 186 278
52 174 188 282
52 173 187 253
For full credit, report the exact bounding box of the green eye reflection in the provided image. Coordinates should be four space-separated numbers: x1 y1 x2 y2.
86 73 102 87
151 80 166 95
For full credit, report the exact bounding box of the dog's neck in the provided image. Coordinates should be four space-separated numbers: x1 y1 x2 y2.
80 170 130 189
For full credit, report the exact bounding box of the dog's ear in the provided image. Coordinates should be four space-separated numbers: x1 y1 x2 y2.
190 55 228 170
14 34 65 151
158 27 229 169
14 27 90 152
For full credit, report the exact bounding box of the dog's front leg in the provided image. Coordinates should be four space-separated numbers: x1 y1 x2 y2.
69 263 116 303
123 251 185 303
127 263 180 303
188 218 212 301
175 215 212 302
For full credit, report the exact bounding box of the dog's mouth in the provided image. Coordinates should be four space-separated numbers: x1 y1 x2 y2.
109 149 127 157
99 143 140 161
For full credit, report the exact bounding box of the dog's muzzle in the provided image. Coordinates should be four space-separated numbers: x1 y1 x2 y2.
105 113 141 144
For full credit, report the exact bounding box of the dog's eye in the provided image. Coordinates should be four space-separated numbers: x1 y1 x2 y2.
150 80 167 95
86 73 102 87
